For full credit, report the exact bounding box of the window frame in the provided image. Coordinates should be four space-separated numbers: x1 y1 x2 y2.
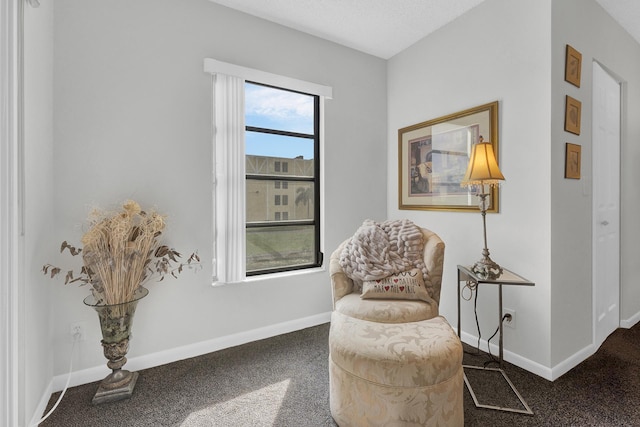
204 58 332 284
245 81 321 276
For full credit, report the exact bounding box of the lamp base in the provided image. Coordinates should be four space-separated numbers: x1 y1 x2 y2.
471 251 503 280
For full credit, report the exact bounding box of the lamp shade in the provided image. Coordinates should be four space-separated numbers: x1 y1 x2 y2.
461 142 505 187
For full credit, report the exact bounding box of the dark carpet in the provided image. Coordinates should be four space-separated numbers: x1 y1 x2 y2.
461 322 640 426
40 321 640 426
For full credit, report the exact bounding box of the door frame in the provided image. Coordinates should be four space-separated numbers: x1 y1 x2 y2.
1 0 24 425
592 60 623 349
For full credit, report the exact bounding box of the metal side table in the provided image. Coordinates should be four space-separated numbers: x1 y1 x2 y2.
457 265 535 415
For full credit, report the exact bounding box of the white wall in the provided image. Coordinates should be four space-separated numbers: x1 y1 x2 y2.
48 0 386 380
550 0 640 366
23 0 55 423
388 0 553 373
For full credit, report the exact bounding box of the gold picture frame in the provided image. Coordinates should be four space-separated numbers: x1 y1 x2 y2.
565 143 581 179
398 101 500 212
565 45 582 87
565 95 582 135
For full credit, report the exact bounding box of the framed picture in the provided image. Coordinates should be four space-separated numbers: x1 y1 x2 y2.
565 95 582 135
565 143 581 179
398 101 500 212
565 45 582 87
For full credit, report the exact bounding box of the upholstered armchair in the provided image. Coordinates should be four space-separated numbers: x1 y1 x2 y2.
328 220 463 427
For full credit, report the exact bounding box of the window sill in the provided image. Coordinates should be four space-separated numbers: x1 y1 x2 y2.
211 265 326 287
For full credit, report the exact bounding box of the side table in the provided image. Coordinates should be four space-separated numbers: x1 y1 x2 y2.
456 264 534 415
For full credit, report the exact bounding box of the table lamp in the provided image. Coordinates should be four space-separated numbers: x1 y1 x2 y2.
461 139 505 279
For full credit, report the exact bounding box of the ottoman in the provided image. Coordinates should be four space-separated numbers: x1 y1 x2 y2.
329 311 464 427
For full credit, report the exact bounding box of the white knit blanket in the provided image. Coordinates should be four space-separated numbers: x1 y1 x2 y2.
339 219 427 282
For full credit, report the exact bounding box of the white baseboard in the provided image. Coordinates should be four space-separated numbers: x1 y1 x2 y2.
549 343 595 380
28 378 54 427
621 310 640 329
461 329 636 381
550 315 640 380
49 311 331 392
460 331 554 380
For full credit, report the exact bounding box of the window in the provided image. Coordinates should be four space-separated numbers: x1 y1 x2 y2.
205 58 331 283
245 82 321 276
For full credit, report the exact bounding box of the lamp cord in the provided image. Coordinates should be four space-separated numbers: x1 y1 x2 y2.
483 314 511 368
462 280 482 357
462 283 510 367
31 332 80 426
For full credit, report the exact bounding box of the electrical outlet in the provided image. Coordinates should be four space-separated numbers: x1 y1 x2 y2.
70 321 86 342
503 308 516 329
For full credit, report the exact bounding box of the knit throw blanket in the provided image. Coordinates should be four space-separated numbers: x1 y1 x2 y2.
339 219 427 283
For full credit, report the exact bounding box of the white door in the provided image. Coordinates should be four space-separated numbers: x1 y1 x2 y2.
592 61 621 348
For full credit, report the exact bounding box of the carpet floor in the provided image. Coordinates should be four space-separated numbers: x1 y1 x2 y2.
39 320 640 426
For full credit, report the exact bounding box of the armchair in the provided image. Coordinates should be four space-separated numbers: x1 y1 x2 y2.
328 221 463 427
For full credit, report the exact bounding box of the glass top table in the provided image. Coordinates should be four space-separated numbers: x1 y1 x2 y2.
456 264 535 415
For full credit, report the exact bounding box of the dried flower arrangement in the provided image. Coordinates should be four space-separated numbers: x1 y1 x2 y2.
43 200 199 306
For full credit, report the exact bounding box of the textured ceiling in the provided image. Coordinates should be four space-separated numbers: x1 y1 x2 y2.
210 0 640 59
209 0 486 59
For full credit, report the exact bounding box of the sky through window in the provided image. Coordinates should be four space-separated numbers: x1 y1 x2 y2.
245 83 315 159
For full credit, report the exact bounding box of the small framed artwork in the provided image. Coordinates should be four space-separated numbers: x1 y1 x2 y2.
398 101 500 212
565 44 582 87
565 95 582 135
565 143 581 179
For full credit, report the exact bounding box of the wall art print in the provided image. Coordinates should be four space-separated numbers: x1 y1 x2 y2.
565 143 581 179
398 101 500 212
565 95 582 135
565 44 582 87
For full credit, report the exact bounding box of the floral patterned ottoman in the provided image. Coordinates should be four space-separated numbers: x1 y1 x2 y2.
329 311 463 427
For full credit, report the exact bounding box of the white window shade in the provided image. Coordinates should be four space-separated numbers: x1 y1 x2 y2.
211 73 246 284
